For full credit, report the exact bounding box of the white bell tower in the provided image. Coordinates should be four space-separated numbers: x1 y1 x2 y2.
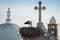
48 16 58 40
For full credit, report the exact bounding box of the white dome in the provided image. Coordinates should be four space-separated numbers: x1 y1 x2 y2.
49 16 56 24
0 23 19 40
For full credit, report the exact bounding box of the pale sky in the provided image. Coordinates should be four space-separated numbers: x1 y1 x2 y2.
0 0 60 36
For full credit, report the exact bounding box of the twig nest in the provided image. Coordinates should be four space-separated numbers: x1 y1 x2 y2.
19 27 42 38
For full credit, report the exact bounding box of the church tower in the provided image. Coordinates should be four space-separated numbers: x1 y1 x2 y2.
48 16 58 38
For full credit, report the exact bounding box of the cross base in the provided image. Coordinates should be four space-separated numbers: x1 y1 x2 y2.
37 21 47 33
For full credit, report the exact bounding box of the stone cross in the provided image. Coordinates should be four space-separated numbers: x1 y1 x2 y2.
34 1 46 23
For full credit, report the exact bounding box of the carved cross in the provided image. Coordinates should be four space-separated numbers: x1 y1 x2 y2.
34 1 46 23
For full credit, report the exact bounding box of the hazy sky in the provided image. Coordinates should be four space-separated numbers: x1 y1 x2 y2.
0 0 60 36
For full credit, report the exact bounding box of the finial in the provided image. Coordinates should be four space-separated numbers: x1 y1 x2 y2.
6 8 11 23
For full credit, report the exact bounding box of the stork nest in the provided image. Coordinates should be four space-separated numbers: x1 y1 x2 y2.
19 27 42 38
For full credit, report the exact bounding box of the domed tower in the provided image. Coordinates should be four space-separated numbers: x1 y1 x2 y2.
48 16 58 39
0 8 20 40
